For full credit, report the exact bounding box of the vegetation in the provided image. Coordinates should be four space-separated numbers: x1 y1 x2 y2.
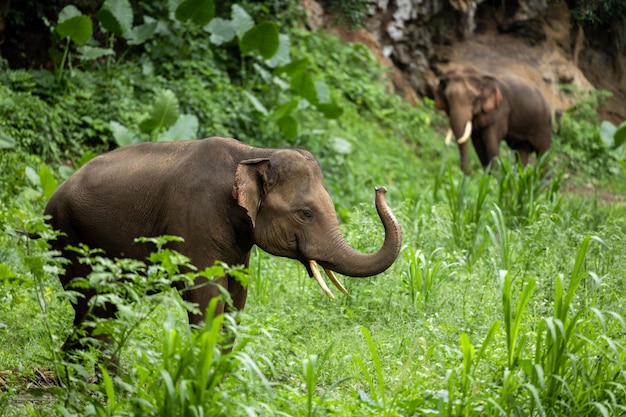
1 1 626 416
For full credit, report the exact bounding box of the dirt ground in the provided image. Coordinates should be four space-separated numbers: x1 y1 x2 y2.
444 3 625 124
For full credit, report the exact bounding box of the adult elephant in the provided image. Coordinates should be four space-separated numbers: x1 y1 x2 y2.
434 66 553 174
45 136 402 351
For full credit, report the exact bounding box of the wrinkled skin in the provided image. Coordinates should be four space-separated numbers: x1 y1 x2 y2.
45 137 402 351
434 66 553 174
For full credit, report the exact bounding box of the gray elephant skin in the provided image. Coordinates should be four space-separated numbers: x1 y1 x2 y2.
45 136 403 350
434 66 553 174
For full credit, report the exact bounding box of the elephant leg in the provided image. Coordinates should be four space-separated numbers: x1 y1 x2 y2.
458 142 472 175
484 139 500 168
471 136 490 168
60 260 121 371
518 148 530 166
534 126 552 156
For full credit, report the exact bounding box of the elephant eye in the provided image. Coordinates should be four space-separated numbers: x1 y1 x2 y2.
300 208 313 220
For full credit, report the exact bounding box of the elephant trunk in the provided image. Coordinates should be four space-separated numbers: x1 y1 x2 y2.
313 187 402 297
449 109 473 144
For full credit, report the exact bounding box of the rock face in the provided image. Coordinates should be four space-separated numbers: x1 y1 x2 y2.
303 0 625 123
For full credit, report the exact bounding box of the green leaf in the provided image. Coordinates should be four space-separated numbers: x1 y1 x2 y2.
231 4 254 38
39 164 58 199
58 5 81 23
265 34 291 68
203 18 236 45
329 137 352 155
243 91 268 115
158 114 198 142
270 100 298 120
110 121 139 147
314 81 330 103
77 46 115 61
290 71 318 104
316 102 343 119
599 120 616 147
175 0 215 26
56 14 93 46
274 58 309 76
615 120 626 148
240 22 279 59
97 0 133 36
139 90 180 134
25 166 40 187
126 20 158 45
0 130 15 149
277 115 298 139
76 151 98 168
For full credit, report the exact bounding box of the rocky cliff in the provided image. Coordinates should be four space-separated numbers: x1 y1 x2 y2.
303 0 626 124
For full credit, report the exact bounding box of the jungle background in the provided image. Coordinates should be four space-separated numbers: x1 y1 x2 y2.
1 0 626 415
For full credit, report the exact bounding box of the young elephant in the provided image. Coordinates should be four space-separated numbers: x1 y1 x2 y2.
45 137 402 351
434 66 553 174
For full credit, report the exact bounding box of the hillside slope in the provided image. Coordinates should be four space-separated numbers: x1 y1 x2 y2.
304 0 625 124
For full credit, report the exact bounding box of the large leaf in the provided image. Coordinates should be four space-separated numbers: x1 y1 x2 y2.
316 103 343 119
615 120 626 148
231 4 254 38
314 81 330 103
77 46 115 61
158 114 199 142
110 121 139 147
265 34 291 68
139 90 180 134
0 130 15 149
58 5 81 23
329 137 353 155
277 115 298 140
599 120 617 148
270 100 298 120
56 7 93 46
243 91 268 115
97 0 133 36
39 164 58 199
274 58 309 76
290 71 318 105
240 22 279 59
175 0 215 26
203 17 236 45
126 20 158 45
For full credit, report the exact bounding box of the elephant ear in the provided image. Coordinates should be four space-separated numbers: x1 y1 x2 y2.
481 76 502 112
434 78 448 111
233 158 270 227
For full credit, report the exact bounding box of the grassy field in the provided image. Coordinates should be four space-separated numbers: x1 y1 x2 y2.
1 13 626 416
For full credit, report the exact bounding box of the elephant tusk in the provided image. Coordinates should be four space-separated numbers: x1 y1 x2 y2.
444 129 454 146
309 260 335 299
457 120 472 144
323 268 349 295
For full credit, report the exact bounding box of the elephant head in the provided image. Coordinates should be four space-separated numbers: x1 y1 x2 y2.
434 66 502 146
232 149 402 298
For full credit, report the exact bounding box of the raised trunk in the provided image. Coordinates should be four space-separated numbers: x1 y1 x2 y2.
318 187 402 277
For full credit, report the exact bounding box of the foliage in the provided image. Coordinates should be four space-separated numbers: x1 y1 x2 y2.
570 0 626 29
320 0 370 29
553 86 620 175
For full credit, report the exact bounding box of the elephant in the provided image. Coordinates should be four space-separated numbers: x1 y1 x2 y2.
434 65 553 174
44 136 402 352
